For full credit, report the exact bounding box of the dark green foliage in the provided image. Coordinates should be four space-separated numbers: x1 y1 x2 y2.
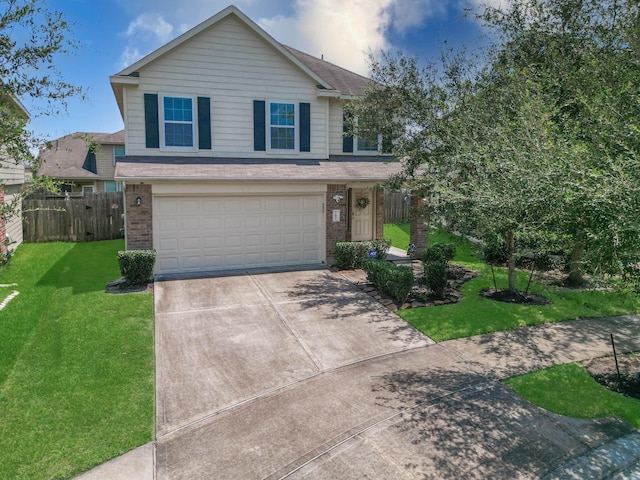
481 235 509 265
424 260 448 299
362 260 413 303
622 262 640 292
421 243 455 264
334 239 391 269
117 250 156 285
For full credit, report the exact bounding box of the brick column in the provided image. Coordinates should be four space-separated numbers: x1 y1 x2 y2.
0 187 5 254
409 195 428 256
125 184 153 250
326 184 348 264
375 188 384 239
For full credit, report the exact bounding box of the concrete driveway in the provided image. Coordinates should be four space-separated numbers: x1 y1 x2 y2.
151 269 640 479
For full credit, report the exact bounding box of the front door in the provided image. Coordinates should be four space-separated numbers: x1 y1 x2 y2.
351 188 373 241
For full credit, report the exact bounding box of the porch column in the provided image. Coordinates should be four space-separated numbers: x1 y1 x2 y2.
409 195 428 256
125 184 153 250
375 188 384 239
326 184 348 264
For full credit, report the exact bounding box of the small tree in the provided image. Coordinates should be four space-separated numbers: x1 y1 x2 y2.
0 0 83 220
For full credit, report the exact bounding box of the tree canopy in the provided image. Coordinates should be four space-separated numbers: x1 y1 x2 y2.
350 0 640 289
0 0 82 221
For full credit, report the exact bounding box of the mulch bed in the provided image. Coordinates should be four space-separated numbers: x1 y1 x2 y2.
106 278 154 294
480 288 551 305
581 353 640 399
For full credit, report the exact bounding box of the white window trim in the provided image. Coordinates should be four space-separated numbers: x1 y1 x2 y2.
353 116 381 155
82 184 95 194
267 101 298 153
159 94 198 151
355 133 382 155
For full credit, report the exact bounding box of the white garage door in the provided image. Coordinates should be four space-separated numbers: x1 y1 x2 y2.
154 195 324 274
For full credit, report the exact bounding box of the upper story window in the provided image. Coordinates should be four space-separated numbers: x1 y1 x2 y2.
162 95 195 149
356 135 380 153
113 146 125 165
269 102 295 151
144 93 211 151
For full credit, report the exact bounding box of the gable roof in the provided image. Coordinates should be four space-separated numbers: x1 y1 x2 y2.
283 46 371 97
38 131 124 180
114 6 331 89
110 5 372 112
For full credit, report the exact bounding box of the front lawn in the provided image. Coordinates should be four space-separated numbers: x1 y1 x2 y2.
0 241 154 480
504 363 640 429
383 224 640 342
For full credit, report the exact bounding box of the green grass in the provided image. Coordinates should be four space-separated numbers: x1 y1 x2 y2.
0 241 154 480
384 223 640 342
505 363 640 429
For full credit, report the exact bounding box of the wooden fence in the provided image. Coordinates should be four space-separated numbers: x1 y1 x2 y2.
384 190 410 224
23 192 125 243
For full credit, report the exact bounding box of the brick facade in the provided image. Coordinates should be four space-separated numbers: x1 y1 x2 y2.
125 184 153 250
0 187 5 254
326 184 348 263
375 188 384 239
410 195 429 256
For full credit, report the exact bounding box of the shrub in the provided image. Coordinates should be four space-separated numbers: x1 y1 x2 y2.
117 250 156 285
622 262 640 292
335 239 391 270
481 235 509 265
424 260 448 299
421 243 455 264
362 259 413 303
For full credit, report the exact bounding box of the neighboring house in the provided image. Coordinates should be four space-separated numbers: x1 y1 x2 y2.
111 5 402 275
0 96 29 252
38 131 126 193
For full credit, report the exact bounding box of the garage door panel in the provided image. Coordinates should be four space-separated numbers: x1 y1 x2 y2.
154 194 324 274
181 218 201 231
245 215 262 228
182 237 201 250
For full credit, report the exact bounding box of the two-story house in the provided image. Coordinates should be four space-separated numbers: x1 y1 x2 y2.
111 5 400 275
38 131 126 193
1 96 30 252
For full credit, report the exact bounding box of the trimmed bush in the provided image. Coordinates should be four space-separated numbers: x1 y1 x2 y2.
424 260 448 299
117 249 156 285
421 243 455 264
335 239 391 270
362 259 413 303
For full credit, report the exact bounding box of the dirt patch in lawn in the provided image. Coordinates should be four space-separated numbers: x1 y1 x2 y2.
581 353 640 399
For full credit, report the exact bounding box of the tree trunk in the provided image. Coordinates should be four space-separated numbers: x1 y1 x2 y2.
505 227 517 293
566 242 585 287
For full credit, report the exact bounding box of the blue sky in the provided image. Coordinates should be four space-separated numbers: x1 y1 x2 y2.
26 0 500 142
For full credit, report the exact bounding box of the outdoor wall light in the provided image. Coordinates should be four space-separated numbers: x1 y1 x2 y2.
136 196 142 206
332 193 344 203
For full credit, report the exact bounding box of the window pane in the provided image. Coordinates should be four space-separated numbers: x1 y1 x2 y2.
114 146 126 156
357 136 378 152
270 103 294 126
105 181 117 192
270 126 294 150
164 97 192 122
165 123 194 147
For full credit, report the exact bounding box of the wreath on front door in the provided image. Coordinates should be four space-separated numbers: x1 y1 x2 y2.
356 197 370 209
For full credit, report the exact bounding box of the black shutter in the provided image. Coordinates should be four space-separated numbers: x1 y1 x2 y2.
299 102 311 152
144 93 159 149
253 100 266 151
342 113 353 153
198 97 211 150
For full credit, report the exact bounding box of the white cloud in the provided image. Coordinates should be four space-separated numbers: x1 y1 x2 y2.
259 0 445 76
124 13 174 43
116 0 446 74
118 46 143 70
